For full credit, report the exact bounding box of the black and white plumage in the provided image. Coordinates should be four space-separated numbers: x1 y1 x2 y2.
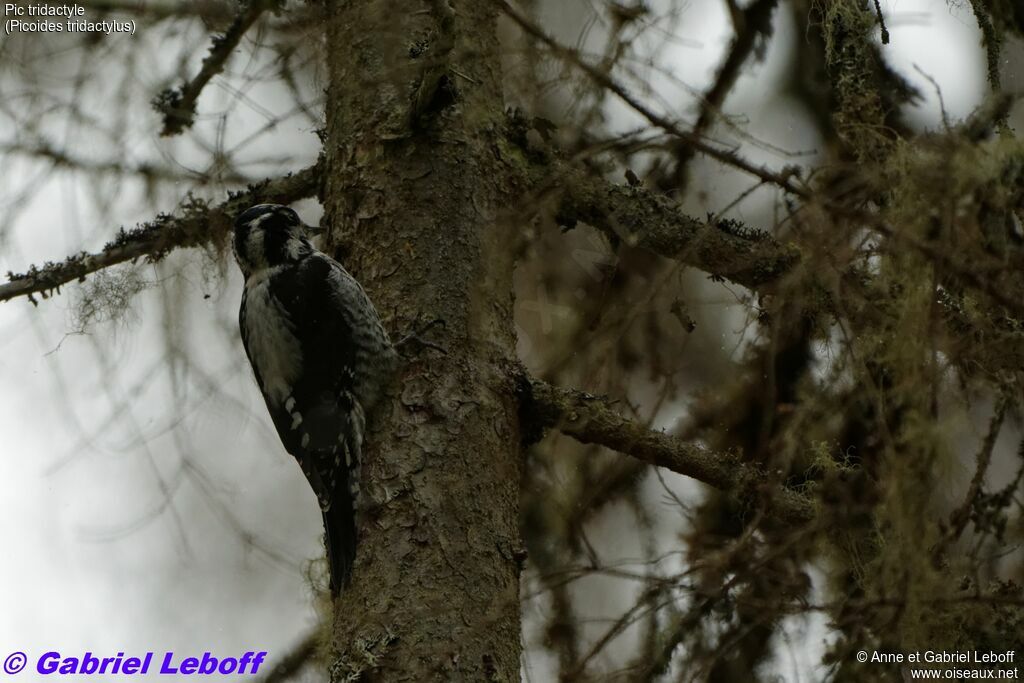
232 203 397 594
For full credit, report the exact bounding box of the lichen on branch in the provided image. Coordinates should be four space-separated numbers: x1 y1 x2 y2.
1 163 321 305
519 375 816 525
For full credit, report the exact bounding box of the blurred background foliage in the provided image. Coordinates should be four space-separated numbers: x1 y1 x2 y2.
1 0 1022 680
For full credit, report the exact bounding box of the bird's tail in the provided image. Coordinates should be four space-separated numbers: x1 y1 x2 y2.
322 499 357 595
302 427 362 595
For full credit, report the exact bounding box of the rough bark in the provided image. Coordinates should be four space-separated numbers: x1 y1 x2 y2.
321 2 521 681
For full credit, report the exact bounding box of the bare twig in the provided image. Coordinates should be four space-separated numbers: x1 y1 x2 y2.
0 141 252 186
253 631 318 683
872 0 890 44
1 162 320 305
67 0 235 22
667 0 780 188
945 397 1009 544
495 0 810 198
153 0 283 136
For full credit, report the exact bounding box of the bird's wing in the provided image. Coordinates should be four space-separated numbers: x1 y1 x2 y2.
242 254 366 506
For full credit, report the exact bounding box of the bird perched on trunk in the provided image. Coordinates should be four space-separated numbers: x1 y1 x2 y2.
232 203 397 594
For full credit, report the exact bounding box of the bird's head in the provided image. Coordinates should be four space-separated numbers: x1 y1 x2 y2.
232 204 318 276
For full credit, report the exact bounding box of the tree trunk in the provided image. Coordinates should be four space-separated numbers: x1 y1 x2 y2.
321 1 521 680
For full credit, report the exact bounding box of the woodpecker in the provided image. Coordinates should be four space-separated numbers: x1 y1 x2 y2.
232 204 397 594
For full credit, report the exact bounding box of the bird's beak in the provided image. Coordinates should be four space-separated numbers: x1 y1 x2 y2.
305 222 325 236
